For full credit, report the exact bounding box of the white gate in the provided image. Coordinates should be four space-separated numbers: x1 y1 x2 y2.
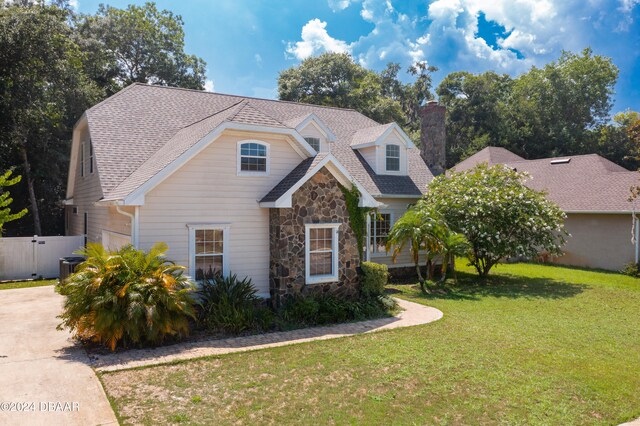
0 235 85 281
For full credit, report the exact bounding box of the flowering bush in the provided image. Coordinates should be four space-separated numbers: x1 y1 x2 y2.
422 163 567 276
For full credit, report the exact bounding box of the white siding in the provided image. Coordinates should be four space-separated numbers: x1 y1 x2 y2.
139 131 306 296
67 122 132 244
299 121 328 153
359 146 378 174
369 197 418 268
379 130 408 175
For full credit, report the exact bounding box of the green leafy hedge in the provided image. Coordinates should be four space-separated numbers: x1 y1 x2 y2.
360 261 389 297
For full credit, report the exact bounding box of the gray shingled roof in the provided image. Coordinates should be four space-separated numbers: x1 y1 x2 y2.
451 146 640 212
85 83 434 201
260 155 328 203
350 123 395 147
452 146 525 172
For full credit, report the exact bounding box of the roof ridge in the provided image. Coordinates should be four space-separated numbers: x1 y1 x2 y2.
122 83 366 113
178 99 245 130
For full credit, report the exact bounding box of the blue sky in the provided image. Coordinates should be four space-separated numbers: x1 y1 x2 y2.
76 0 640 114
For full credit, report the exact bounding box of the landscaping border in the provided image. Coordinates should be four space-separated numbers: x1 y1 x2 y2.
92 298 443 372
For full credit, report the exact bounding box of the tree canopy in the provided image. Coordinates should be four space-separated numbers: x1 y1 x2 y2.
278 53 436 142
0 1 207 236
437 49 634 168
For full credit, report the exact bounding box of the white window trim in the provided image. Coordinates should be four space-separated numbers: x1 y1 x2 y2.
80 141 85 177
236 140 270 176
89 140 94 174
385 144 401 172
305 223 341 285
187 224 231 280
370 211 394 257
303 136 321 154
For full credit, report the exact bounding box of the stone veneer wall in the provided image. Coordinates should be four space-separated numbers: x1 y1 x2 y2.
269 167 360 306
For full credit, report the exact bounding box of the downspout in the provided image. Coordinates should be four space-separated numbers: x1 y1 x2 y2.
365 213 371 262
115 205 139 249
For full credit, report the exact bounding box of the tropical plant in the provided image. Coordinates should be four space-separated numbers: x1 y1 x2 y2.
423 163 567 277
57 242 196 350
435 228 470 282
197 274 266 334
385 206 446 286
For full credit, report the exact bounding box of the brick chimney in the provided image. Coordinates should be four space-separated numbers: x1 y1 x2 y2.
420 100 446 175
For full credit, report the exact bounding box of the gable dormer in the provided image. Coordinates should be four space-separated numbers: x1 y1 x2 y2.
350 123 414 175
285 113 336 155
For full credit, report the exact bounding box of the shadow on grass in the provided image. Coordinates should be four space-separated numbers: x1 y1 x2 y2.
390 270 588 301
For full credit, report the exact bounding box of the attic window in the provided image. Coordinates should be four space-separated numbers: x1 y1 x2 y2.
305 137 320 153
550 158 571 165
386 144 400 171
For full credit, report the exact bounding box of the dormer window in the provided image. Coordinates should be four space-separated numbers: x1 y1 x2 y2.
386 144 400 171
237 141 270 175
305 137 320 153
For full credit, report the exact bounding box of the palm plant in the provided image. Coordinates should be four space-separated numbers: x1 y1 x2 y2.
436 230 470 283
57 242 196 350
386 207 444 286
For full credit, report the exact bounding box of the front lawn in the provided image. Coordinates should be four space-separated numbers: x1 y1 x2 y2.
0 279 57 290
100 262 640 425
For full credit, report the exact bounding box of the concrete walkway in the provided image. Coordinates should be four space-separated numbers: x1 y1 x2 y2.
93 298 443 372
0 286 118 426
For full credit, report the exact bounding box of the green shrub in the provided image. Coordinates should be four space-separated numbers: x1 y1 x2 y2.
620 262 640 278
279 293 397 327
197 274 264 334
57 242 196 351
360 261 389 297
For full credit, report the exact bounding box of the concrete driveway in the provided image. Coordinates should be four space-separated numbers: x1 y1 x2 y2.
0 286 118 426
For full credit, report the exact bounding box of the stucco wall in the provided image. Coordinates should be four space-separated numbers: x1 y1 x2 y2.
554 213 635 271
269 167 360 305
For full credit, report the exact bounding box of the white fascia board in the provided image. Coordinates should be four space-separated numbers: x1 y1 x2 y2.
351 123 415 150
260 154 380 209
373 194 423 199
295 113 337 142
120 122 316 206
381 124 415 149
63 198 74 206
565 210 633 214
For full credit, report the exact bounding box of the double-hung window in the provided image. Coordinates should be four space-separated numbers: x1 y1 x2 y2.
238 141 269 175
305 223 340 284
89 140 94 174
188 225 229 281
80 141 85 177
369 212 392 255
304 137 321 153
386 144 400 171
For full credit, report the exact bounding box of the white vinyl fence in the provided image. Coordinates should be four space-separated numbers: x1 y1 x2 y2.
0 235 85 281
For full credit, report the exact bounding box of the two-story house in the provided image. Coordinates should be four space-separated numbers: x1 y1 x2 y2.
65 83 444 303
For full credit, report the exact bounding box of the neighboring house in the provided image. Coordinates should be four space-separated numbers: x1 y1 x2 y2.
65 84 446 302
453 146 640 271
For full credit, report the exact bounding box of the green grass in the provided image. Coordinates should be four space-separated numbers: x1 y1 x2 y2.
100 261 640 425
0 279 57 290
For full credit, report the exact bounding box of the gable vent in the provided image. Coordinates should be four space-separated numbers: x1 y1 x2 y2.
550 158 571 165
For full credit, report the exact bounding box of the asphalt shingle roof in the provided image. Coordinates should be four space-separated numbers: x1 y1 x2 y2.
86 83 434 201
451 146 640 212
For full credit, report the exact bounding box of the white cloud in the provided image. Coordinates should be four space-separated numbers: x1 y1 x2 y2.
204 80 215 92
285 19 351 60
68 0 79 9
255 53 263 67
328 0 355 11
